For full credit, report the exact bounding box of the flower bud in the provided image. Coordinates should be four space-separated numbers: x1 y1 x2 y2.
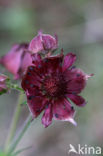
0 74 8 94
29 31 58 55
0 43 32 79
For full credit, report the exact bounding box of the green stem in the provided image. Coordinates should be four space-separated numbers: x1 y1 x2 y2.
10 84 24 92
6 79 24 92
9 115 32 154
4 93 24 153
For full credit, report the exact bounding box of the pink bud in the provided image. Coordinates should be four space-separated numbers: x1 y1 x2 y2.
0 74 8 92
29 31 58 54
0 43 32 79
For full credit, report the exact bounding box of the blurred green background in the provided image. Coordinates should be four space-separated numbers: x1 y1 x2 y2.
0 0 103 156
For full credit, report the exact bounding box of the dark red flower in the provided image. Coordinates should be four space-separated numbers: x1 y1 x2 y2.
29 31 58 54
0 74 8 93
0 43 32 79
21 52 92 127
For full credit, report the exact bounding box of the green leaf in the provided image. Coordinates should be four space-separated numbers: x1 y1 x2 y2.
0 89 7 95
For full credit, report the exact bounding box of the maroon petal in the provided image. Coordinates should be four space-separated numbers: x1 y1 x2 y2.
31 53 42 67
53 98 76 125
42 103 53 127
63 53 76 71
21 66 42 91
67 94 86 107
42 53 63 73
26 91 48 118
66 68 87 94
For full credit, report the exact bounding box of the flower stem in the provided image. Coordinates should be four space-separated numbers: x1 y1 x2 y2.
9 115 32 154
6 79 24 92
4 93 24 153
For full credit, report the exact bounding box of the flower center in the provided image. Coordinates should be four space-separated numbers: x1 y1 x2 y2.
42 74 67 98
